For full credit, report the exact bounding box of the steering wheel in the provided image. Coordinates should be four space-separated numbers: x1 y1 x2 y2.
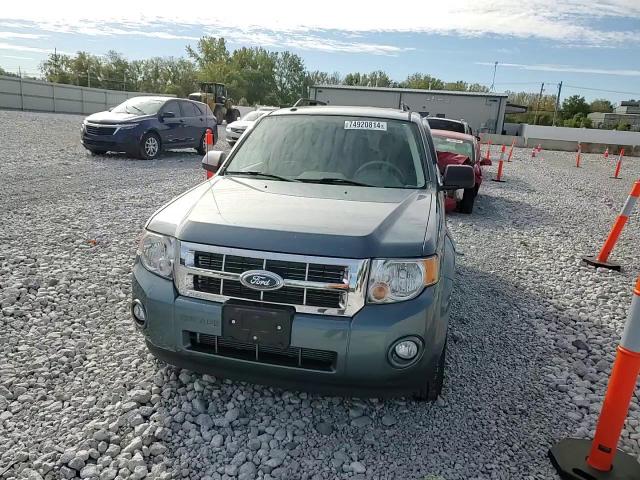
354 161 406 185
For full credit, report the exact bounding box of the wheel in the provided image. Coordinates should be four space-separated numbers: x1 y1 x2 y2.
139 132 161 160
458 185 477 214
414 340 446 402
89 149 107 155
196 131 209 155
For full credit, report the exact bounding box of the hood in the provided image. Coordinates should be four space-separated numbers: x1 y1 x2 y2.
85 110 152 124
436 151 470 173
227 120 252 129
147 177 434 258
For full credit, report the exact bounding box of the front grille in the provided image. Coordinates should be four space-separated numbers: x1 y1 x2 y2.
187 331 337 371
177 243 369 317
85 124 117 136
193 252 346 309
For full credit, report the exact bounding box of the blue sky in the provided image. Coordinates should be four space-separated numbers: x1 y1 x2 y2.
1 0 639 103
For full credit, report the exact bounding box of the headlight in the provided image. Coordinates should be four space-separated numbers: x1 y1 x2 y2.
117 124 138 131
226 126 232 133
137 231 175 279
367 256 439 303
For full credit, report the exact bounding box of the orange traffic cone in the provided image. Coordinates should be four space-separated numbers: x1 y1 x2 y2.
604 147 609 159
492 145 506 183
549 277 640 479
612 148 625 179
583 180 640 270
507 138 515 162
575 143 582 168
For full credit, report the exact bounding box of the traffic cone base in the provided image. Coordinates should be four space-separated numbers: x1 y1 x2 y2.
491 178 505 183
582 256 621 271
549 438 640 480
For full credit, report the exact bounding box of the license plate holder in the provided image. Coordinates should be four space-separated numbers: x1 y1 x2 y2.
222 303 292 349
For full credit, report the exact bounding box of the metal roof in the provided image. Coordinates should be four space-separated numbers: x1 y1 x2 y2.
312 84 509 98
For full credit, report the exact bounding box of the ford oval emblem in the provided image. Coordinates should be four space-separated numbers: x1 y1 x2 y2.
239 270 284 291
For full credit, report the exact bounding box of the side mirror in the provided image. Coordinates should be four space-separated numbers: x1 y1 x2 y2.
480 158 492 166
161 111 176 119
441 165 475 190
202 150 226 178
108 107 114 112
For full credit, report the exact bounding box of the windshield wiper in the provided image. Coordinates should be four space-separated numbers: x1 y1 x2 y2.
298 177 373 187
224 171 297 182
129 105 145 114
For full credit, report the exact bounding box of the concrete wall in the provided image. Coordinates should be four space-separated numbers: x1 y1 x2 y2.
0 75 174 115
480 127 640 157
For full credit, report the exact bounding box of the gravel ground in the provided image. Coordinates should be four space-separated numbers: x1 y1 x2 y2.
1 109 639 480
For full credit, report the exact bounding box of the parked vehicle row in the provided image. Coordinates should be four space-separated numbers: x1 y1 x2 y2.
225 106 278 144
132 105 476 400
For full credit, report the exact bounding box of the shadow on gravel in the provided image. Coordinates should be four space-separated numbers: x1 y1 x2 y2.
141 264 610 479
454 193 554 230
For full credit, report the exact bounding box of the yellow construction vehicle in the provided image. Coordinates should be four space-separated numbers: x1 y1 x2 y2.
188 82 241 125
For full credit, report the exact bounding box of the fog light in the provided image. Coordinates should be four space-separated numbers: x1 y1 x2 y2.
131 299 147 328
394 340 418 360
388 336 423 368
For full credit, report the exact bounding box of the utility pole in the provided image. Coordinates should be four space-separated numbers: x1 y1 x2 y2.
533 82 545 125
87 69 91 88
490 61 498 91
552 81 563 126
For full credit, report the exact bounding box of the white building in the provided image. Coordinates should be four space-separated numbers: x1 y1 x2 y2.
309 85 509 134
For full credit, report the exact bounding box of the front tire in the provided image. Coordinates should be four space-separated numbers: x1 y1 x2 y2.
196 131 208 155
414 340 446 402
458 185 477 214
139 132 161 160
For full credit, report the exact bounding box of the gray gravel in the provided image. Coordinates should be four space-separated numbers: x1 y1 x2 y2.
1 110 639 480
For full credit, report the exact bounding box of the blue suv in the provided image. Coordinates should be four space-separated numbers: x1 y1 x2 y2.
81 96 217 159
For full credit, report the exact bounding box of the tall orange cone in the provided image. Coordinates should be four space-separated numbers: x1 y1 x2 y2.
507 138 515 162
612 148 624 179
575 143 582 168
491 145 506 183
549 276 640 479
604 147 609 159
484 139 492 163
583 180 640 270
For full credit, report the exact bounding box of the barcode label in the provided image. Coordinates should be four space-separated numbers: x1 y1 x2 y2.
344 120 387 131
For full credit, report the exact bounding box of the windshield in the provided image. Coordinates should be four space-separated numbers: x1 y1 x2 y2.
432 136 474 160
112 97 166 115
223 115 428 188
242 111 267 122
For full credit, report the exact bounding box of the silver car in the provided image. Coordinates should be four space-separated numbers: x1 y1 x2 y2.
225 107 277 143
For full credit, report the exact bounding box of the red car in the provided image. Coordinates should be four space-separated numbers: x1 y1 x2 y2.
431 129 489 214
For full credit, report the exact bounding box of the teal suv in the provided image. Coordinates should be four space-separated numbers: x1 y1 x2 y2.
131 106 473 399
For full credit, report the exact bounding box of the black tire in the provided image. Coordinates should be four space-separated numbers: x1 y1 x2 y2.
89 149 107 155
138 132 161 160
414 340 446 402
196 131 208 155
458 185 477 214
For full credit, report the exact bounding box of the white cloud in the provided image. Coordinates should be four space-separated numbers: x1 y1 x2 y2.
477 61 640 76
1 54 34 60
0 42 51 53
0 32 45 39
1 0 640 49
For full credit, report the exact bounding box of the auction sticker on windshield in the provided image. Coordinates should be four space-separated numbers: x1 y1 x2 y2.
344 120 387 131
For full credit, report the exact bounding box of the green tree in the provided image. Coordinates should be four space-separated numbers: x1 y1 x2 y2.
305 70 342 86
590 98 613 113
187 36 231 83
0 66 19 77
562 95 590 119
401 73 444 90
273 51 306 105
40 52 74 84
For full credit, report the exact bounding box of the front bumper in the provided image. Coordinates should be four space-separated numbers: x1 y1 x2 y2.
225 129 244 141
132 262 447 396
81 127 142 154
